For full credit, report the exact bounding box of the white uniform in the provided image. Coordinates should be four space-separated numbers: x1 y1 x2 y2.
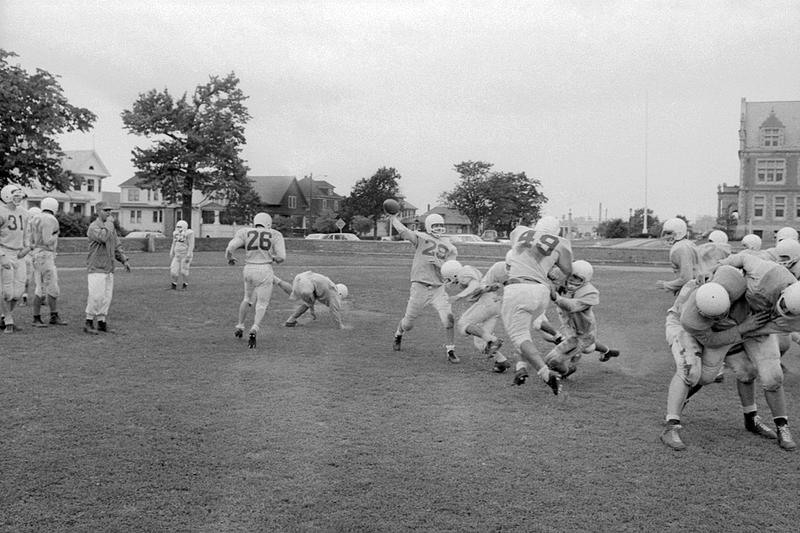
0 202 30 302
170 227 195 283
286 271 344 328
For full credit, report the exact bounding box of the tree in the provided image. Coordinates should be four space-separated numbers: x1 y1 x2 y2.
441 161 548 236
339 167 401 238
0 50 97 190
121 72 253 226
629 208 661 238
597 218 629 238
312 213 339 233
350 215 373 236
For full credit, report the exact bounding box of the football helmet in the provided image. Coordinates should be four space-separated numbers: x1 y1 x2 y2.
1 184 24 206
534 215 560 236
28 206 42 217
661 218 688 244
777 281 800 318
695 282 730 318
41 197 58 213
741 234 762 251
176 220 189 230
566 260 593 290
776 226 799 243
708 230 728 244
775 238 800 268
711 265 746 301
335 283 348 299
253 212 272 229
425 214 446 235
440 260 462 283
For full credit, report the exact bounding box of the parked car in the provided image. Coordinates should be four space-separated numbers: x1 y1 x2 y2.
123 231 167 239
481 230 499 242
322 233 361 241
305 233 327 240
442 234 483 243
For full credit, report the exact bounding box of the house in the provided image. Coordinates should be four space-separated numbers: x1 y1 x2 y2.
250 176 311 230
297 175 344 225
21 150 109 215
375 196 419 238
400 205 471 234
118 176 169 233
717 98 800 242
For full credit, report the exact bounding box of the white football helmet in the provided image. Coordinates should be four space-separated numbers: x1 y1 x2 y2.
661 218 688 244
176 220 189 231
440 260 462 283
741 234 762 251
777 281 800 318
708 230 728 244
425 213 446 235
776 226 799 243
335 283 348 299
566 260 593 290
695 282 730 318
1 184 24 206
41 197 58 213
28 206 42 216
253 212 272 229
534 215 560 236
775 238 800 268
711 265 746 301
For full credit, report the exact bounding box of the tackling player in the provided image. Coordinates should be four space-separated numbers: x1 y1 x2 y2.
741 234 762 253
169 220 195 290
30 197 67 327
278 270 349 329
388 213 459 363
502 215 571 395
225 212 286 349
656 218 698 295
0 183 31 333
696 230 731 275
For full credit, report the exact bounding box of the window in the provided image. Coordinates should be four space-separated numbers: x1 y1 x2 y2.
795 196 800 218
220 210 236 225
774 196 786 219
288 195 297 209
756 159 785 184
71 177 83 190
333 200 338 211
128 189 140 201
153 189 159 201
152 210 163 223
753 196 765 218
202 210 216 224
322 199 328 209
761 128 783 147
87 179 95 192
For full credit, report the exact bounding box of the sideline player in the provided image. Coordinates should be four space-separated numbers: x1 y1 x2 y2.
21 206 41 305
225 212 286 349
656 218 698 295
0 183 31 333
169 220 195 290
277 270 349 329
502 215 571 394
388 212 459 363
30 197 67 326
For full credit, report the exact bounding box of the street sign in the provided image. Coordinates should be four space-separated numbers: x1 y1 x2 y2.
335 218 346 231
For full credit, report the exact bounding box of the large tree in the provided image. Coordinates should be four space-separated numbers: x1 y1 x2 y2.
339 167 401 237
0 50 97 190
442 161 548 236
121 72 253 225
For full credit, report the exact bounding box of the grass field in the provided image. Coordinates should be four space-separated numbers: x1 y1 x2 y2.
2 249 799 532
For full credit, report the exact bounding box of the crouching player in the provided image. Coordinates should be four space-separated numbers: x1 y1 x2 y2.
444 258 511 373
277 270 349 329
543 260 620 378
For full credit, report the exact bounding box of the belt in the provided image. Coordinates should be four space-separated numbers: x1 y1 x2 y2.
505 278 542 286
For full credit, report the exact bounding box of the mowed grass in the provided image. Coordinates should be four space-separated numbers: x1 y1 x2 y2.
2 249 800 532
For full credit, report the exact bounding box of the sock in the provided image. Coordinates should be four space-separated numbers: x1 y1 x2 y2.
495 354 507 363
537 366 551 381
515 362 527 372
775 417 788 428
666 418 681 426
744 411 757 427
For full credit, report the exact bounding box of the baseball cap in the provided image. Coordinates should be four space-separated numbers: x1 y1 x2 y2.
96 201 113 211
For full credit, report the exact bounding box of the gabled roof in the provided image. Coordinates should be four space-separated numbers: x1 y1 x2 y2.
61 150 111 178
249 176 300 204
419 205 471 225
297 176 343 199
761 110 785 129
118 176 145 188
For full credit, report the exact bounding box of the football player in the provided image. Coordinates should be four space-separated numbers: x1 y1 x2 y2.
30 197 67 326
696 230 731 275
0 183 31 333
388 213 459 363
656 218 698 295
502 215 571 394
21 206 42 306
169 220 195 290
740 233 762 253
444 258 511 372
225 212 286 349
543 260 620 378
279 270 349 329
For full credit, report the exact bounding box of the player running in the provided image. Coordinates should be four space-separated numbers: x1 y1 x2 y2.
388 213 459 363
169 220 195 290
502 215 571 395
225 212 286 349
0 183 31 333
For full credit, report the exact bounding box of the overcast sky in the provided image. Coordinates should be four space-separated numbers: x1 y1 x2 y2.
3 0 799 223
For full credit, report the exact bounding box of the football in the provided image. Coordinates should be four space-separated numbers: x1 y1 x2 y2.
383 198 400 215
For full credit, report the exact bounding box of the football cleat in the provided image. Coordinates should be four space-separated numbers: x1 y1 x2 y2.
21 293 28 306
4 324 15 334
248 331 257 349
746 416 777 440
284 320 297 327
484 338 503 357
32 317 47 328
234 327 244 339
493 360 511 373
562 365 577 379
713 370 725 383
777 425 797 451
546 373 562 395
49 314 68 326
599 349 620 362
660 424 687 451
393 334 402 351
182 283 188 290
97 321 112 333
447 350 460 364
512 368 529 386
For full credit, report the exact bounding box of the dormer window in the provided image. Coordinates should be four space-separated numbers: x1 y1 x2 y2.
759 111 785 147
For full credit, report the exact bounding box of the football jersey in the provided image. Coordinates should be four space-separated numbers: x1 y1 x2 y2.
696 242 731 275
293 271 336 304
554 282 599 337
172 228 195 255
0 203 29 251
407 231 457 286
31 211 59 252
680 290 750 348
455 264 482 287
482 260 510 287
663 239 698 294
719 252 796 313
227 226 286 264
506 225 572 284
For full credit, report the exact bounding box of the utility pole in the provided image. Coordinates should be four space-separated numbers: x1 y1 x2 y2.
643 90 649 236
